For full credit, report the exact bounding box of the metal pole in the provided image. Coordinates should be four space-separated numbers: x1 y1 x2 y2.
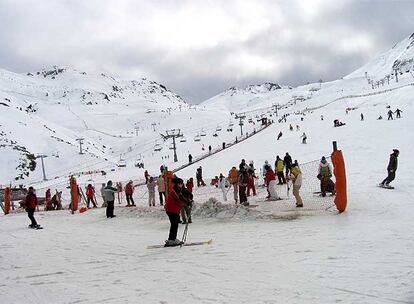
333 141 338 152
173 136 178 162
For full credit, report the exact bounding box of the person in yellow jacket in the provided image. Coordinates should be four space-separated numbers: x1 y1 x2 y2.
288 163 303 207
228 166 239 203
275 156 286 184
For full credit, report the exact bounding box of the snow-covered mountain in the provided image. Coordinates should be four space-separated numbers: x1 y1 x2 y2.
346 32 414 80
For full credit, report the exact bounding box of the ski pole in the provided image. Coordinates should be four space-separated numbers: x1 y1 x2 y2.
181 204 192 245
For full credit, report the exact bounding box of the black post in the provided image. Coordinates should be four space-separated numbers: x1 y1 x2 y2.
333 141 338 152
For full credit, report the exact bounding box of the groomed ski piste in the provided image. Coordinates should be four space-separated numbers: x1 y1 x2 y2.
1 35 414 303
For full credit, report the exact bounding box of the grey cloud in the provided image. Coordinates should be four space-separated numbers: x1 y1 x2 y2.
0 0 413 103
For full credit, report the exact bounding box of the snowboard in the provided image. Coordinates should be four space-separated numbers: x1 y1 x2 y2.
147 239 212 249
28 225 43 230
378 184 394 189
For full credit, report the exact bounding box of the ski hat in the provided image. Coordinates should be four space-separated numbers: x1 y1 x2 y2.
393 149 399 154
321 156 327 163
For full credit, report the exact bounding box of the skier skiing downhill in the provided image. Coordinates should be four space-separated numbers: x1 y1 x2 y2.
380 149 399 188
164 177 190 246
277 131 283 140
301 132 307 144
26 187 41 229
395 108 402 118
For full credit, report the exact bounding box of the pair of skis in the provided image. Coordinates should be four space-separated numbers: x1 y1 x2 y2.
147 239 212 249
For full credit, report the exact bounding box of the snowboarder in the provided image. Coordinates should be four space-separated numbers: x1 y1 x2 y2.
387 109 394 120
277 131 283 140
104 181 118 218
125 180 135 206
238 168 249 206
264 165 280 200
361 113 364 121
288 163 303 207
318 157 334 197
144 170 149 184
228 166 239 203
25 187 41 229
395 108 402 118
157 175 166 205
164 177 189 246
147 177 156 206
275 156 286 184
86 184 97 208
301 132 307 144
219 173 227 201
283 152 293 178
380 149 399 188
196 166 206 187
100 183 106 207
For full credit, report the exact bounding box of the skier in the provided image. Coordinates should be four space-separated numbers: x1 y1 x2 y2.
395 108 402 118
262 160 271 177
147 177 156 206
296 125 300 131
288 163 303 207
380 149 399 188
125 180 135 207
218 173 227 201
275 156 286 184
86 184 97 208
377 115 383 120
318 156 333 197
289 124 293 131
301 132 307 144
45 189 52 211
144 170 149 184
246 166 256 197
164 177 189 246
228 166 239 203
196 166 206 187
239 159 248 172
186 178 194 193
361 113 364 121
284 152 293 178
238 168 249 206
321 115 324 121
222 142 226 150
116 182 123 204
25 187 41 229
100 183 106 207
277 131 283 140
157 175 166 206
387 109 394 120
104 181 118 218
208 145 212 154
264 165 280 200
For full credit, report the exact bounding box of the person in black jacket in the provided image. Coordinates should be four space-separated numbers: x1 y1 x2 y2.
380 149 399 188
284 152 293 178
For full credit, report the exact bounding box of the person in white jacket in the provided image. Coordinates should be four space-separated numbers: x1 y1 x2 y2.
289 163 303 207
218 173 227 201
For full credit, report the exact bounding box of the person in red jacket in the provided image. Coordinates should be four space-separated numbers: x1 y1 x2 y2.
186 178 194 193
86 184 97 208
125 180 135 206
25 187 40 228
164 177 189 246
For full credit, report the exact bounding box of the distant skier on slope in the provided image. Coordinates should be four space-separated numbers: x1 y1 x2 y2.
277 131 283 140
380 149 399 188
301 132 307 144
395 108 402 118
387 110 394 120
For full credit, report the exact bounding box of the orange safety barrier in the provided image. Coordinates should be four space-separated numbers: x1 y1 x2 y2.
70 176 79 213
331 148 347 213
4 187 11 215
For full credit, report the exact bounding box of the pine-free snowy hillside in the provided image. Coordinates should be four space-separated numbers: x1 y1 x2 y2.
346 32 414 80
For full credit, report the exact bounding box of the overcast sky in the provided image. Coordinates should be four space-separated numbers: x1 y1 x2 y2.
0 0 413 103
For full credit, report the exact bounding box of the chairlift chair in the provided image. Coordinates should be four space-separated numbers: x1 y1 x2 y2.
194 134 201 142
154 143 162 152
200 129 207 136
